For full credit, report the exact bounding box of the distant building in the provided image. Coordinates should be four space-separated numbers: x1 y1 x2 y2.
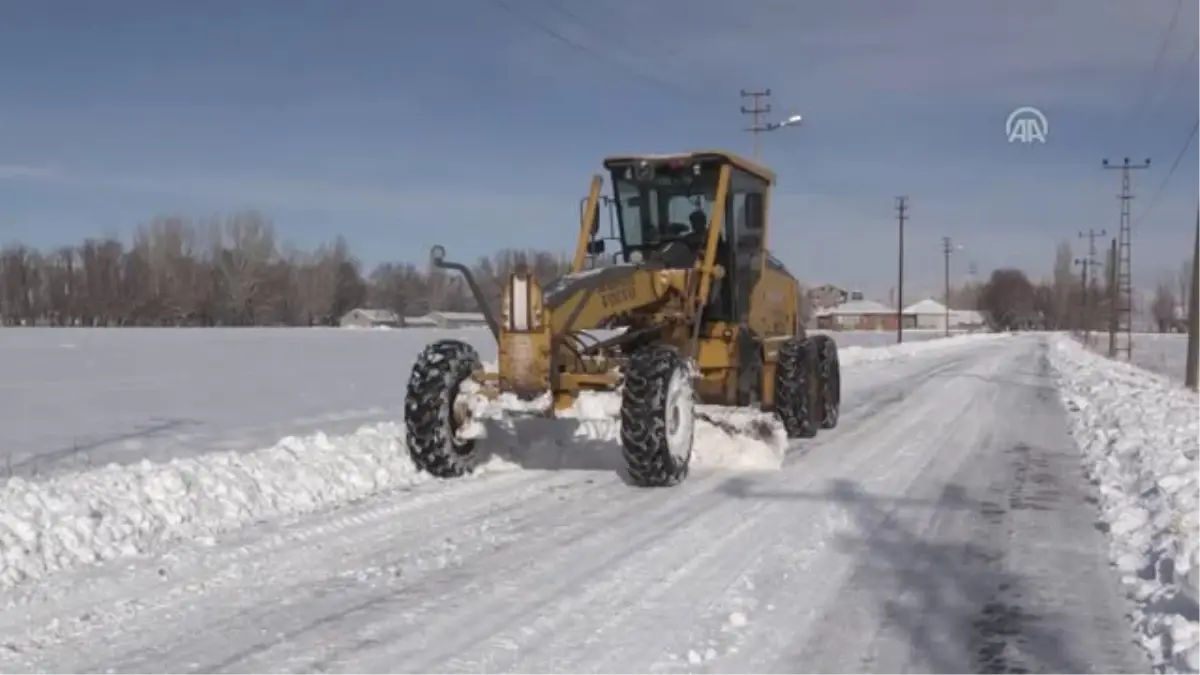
815 298 914 331
401 315 440 328
339 308 401 328
904 298 986 331
427 311 489 328
807 284 850 311
399 311 490 329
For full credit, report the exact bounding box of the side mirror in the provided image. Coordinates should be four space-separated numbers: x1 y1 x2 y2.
586 240 606 255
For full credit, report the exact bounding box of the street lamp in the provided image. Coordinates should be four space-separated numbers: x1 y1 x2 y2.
767 114 804 130
752 114 803 161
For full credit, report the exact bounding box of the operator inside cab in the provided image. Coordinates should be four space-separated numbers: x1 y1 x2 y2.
686 207 727 264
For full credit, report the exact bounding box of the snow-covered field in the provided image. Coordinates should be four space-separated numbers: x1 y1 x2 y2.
0 329 1172 673
0 327 970 479
1080 332 1192 383
1049 335 1199 672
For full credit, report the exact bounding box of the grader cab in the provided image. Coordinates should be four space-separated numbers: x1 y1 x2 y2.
403 150 841 487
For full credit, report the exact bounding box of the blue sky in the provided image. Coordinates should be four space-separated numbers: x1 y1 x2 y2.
0 0 1196 300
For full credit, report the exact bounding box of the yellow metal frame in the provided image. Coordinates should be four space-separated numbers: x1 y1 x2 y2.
572 174 604 273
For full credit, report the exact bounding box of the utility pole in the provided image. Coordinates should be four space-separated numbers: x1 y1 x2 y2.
1102 157 1151 361
1075 228 1105 343
740 89 772 162
1186 208 1198 391
896 196 908 344
942 236 954 337
1108 237 1119 357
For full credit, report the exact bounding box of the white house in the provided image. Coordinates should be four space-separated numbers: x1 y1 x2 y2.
399 311 490 329
339 308 401 329
903 298 986 331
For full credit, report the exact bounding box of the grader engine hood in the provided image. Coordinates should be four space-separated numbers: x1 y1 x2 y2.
542 262 675 327
544 264 647 309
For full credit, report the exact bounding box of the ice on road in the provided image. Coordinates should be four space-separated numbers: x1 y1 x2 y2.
0 336 1148 673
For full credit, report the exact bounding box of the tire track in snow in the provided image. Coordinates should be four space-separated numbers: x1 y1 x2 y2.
605 342 1012 673
215 344 1011 673
504 348 984 662
0 338 1036 674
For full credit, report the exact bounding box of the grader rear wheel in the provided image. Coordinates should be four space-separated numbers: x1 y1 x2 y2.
812 334 842 429
775 336 820 439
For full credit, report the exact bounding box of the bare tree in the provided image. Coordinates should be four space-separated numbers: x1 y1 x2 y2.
1051 241 1074 330
1151 274 1178 333
979 268 1037 331
216 211 277 325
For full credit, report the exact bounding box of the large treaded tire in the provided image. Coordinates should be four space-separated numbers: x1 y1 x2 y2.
619 345 695 487
404 339 482 478
812 334 841 429
775 336 820 439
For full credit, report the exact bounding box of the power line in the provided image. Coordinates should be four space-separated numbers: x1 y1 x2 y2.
487 0 702 102
1134 120 1198 227
1125 0 1184 127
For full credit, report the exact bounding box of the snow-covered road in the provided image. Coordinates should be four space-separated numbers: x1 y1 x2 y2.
0 336 1149 673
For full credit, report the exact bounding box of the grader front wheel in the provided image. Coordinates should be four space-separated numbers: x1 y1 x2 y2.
619 345 695 487
404 339 483 478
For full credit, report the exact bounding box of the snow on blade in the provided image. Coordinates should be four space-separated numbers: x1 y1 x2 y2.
1048 334 1200 673
461 387 788 474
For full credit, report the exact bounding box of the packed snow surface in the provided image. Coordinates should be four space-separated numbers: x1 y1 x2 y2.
0 332 1152 673
0 332 998 593
1049 334 1200 673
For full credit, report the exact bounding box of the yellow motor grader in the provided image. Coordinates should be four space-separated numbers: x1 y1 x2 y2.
404 150 841 487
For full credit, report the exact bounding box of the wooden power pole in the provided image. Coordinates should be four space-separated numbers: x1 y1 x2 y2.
896 196 907 344
1186 208 1199 391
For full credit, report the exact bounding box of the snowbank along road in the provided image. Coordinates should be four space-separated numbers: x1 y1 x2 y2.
0 333 1183 673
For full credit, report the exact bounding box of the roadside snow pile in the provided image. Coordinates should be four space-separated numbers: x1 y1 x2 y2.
1049 335 1200 673
0 423 450 590
838 331 1008 366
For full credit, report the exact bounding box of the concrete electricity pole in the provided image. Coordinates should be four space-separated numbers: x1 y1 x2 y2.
1075 228 1105 341
942 237 962 337
740 89 772 162
1102 157 1151 361
896 196 908 344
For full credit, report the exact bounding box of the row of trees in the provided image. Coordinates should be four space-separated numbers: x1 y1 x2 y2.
1151 264 1195 332
0 211 574 327
975 239 1193 332
1 212 1190 332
